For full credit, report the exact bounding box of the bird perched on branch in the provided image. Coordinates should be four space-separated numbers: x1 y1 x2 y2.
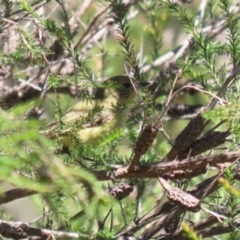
42 75 148 148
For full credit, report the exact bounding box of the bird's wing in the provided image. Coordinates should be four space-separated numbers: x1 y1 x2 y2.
64 108 113 128
62 99 98 123
62 99 112 126
53 109 113 138
43 100 113 138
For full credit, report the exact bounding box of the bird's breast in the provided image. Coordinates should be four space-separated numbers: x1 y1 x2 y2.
77 106 130 144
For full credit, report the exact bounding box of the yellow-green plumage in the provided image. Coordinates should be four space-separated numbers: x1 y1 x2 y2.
44 75 140 147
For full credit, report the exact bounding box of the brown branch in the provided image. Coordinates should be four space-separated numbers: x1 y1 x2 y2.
157 215 218 239
0 219 92 239
177 130 230 160
116 174 220 237
159 200 240 239
74 6 109 49
163 111 207 161
208 61 240 109
0 188 37 205
128 124 158 170
143 177 227 239
167 103 203 118
158 222 237 240
95 151 240 181
1 83 78 109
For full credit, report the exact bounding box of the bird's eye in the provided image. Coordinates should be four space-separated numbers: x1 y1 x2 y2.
123 82 132 88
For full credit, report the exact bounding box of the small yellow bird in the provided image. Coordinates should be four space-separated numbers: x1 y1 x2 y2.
43 75 148 148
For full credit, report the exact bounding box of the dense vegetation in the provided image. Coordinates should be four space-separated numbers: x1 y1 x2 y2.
0 0 240 239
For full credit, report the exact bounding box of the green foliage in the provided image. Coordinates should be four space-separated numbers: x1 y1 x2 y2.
222 168 240 239
76 59 98 83
143 1 164 62
182 221 202 240
20 0 35 15
40 18 69 41
219 0 240 66
1 0 240 239
2 0 13 18
203 101 240 144
108 0 141 79
164 1 196 31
